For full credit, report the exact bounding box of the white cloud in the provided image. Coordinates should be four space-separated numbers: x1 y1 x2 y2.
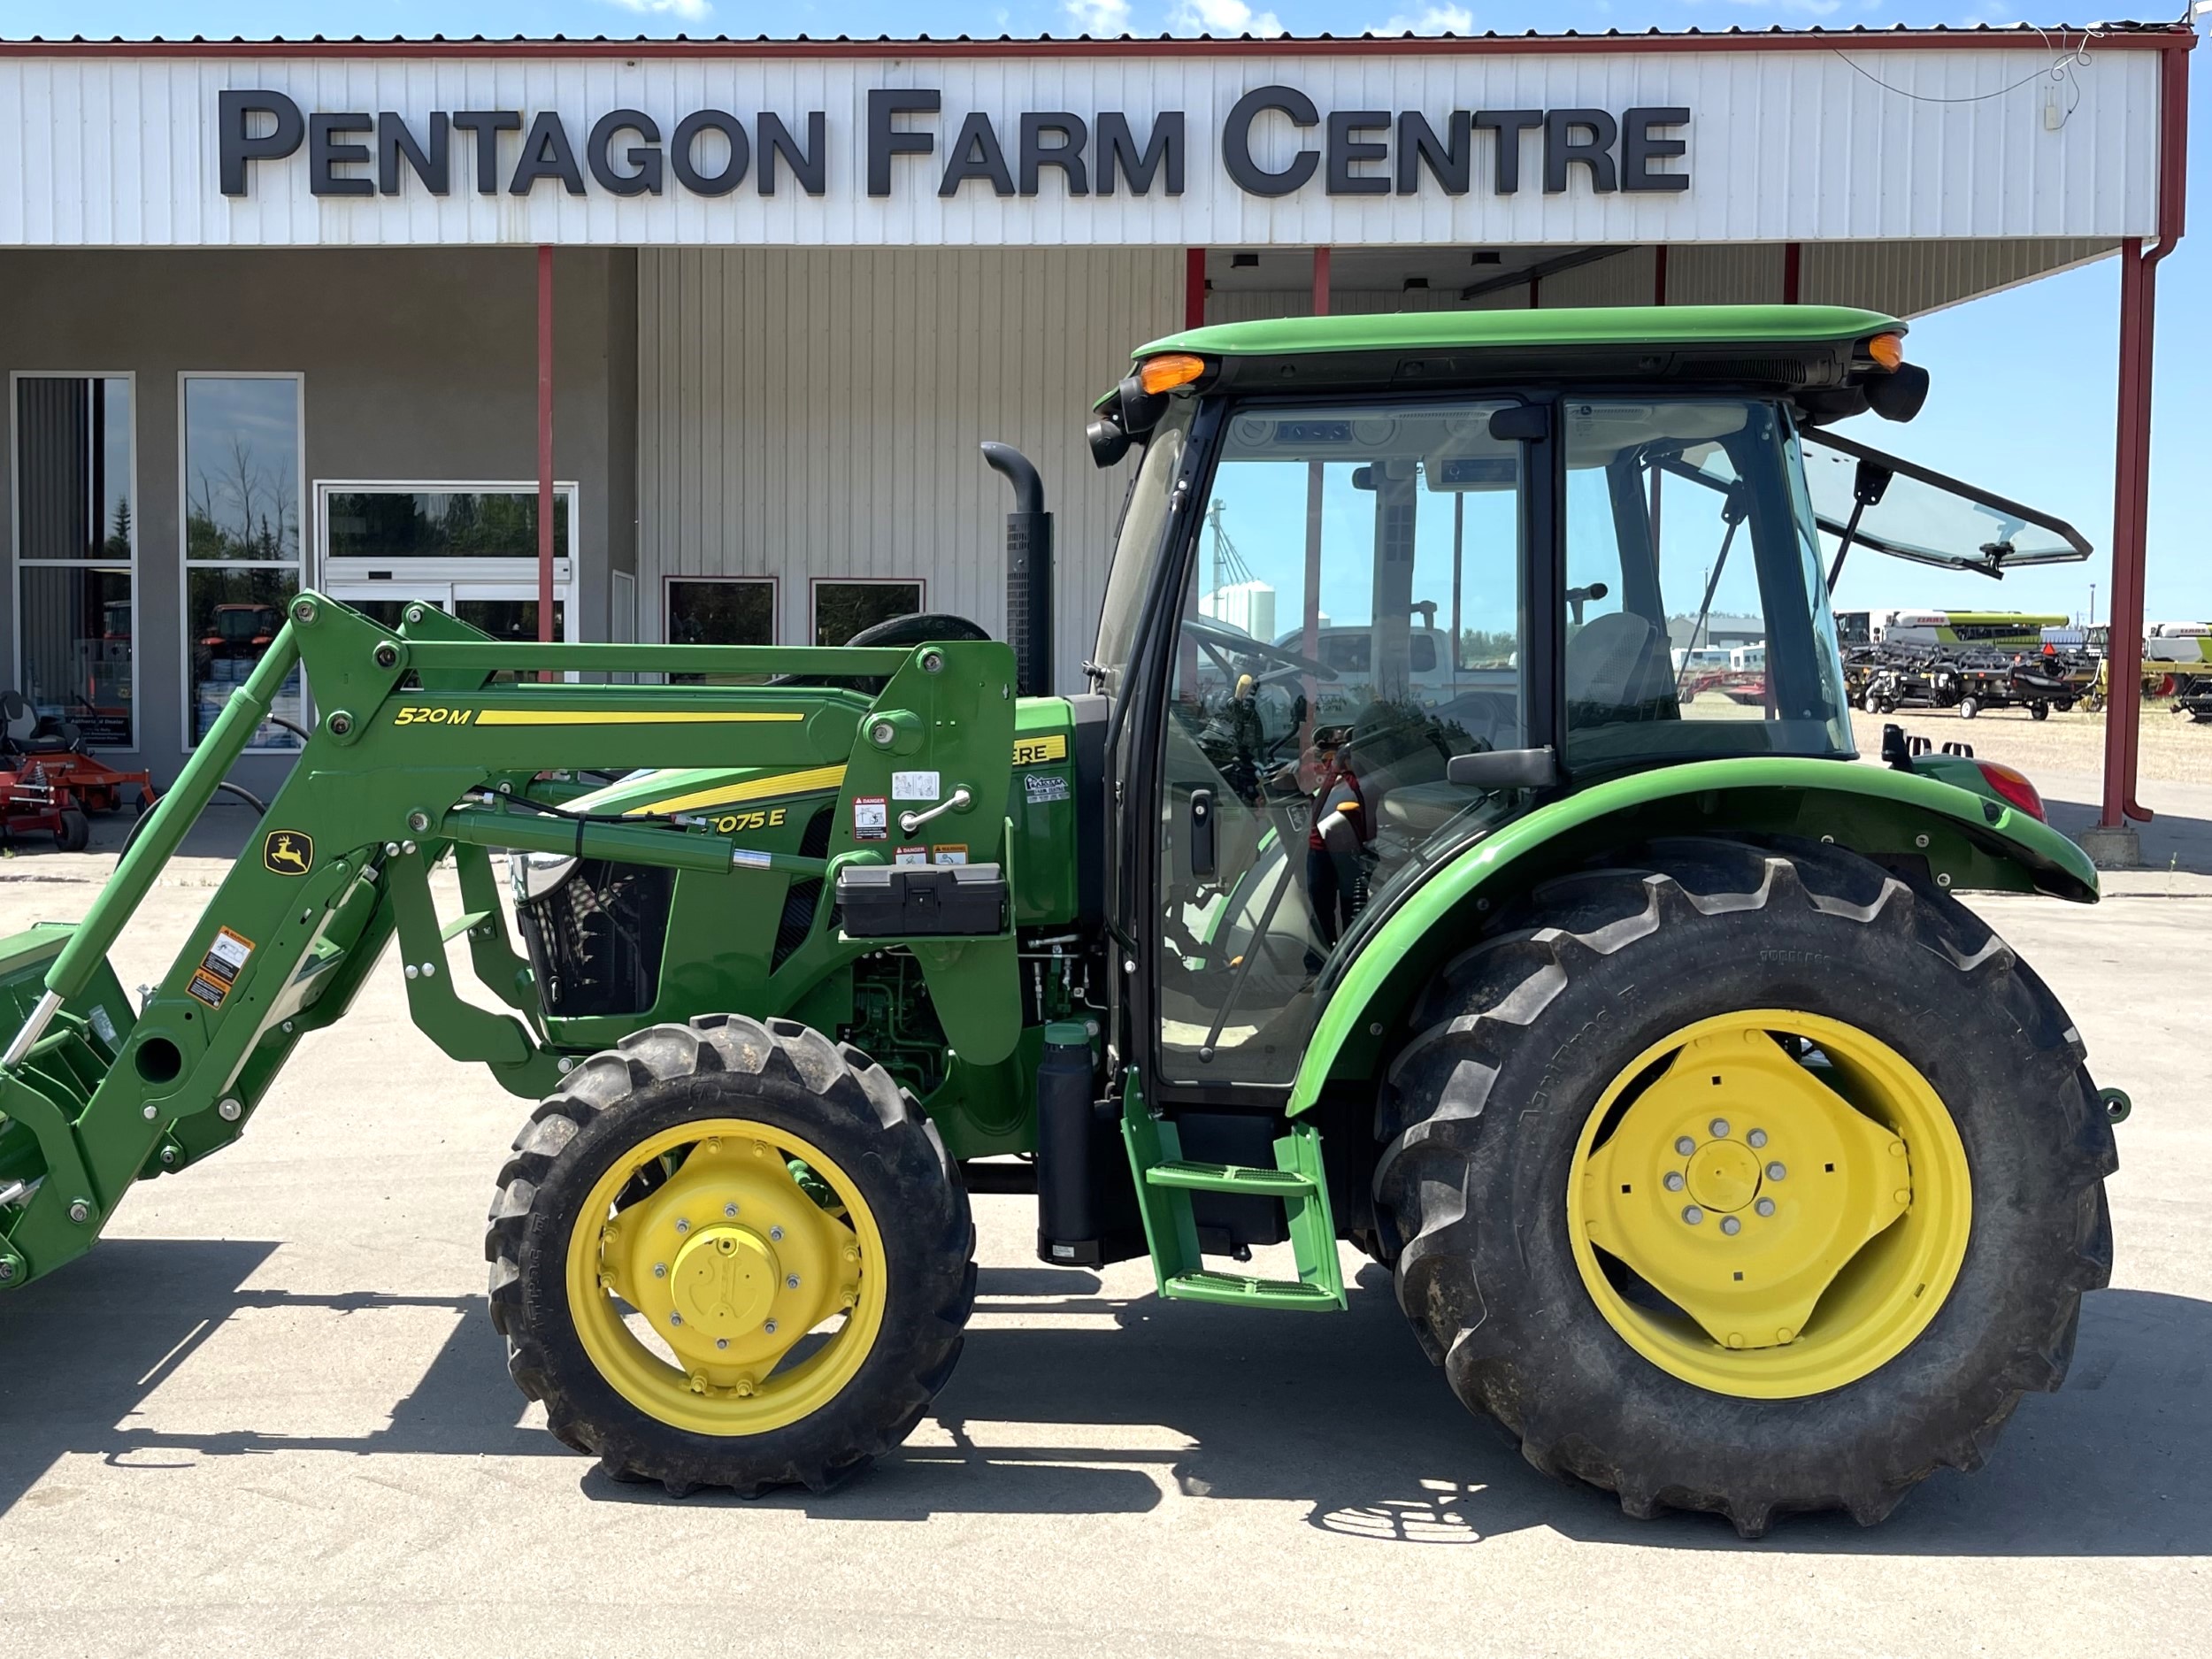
600 0 716 20
1170 0 1287 38
1065 0 1133 32
1375 4 1474 32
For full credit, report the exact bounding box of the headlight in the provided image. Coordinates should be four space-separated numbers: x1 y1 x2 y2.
510 849 579 903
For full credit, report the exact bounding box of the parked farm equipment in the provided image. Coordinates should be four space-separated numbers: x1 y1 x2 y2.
0 305 2121 1536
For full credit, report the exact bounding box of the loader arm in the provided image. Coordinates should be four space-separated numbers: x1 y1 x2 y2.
0 593 1017 1291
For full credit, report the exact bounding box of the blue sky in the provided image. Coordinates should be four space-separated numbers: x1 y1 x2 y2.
9 1 2204 623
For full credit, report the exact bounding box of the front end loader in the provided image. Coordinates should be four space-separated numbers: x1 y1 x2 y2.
0 305 2123 1533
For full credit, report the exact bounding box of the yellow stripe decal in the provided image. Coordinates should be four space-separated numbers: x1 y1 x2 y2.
634 764 849 817
473 710 805 727
1013 733 1069 765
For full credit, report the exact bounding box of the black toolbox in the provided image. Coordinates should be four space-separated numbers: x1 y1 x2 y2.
836 864 1007 938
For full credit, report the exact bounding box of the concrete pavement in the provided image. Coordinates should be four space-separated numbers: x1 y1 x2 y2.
0 834 2204 1657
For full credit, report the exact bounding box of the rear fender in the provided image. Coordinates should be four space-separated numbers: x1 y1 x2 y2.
1286 757 2097 1115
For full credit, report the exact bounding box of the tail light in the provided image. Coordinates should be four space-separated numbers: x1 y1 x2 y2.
1975 760 2046 821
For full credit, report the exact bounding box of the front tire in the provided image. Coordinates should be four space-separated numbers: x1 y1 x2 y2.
1372 838 2114 1535
486 1015 974 1496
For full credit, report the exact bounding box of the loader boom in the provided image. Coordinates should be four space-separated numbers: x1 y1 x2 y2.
0 593 1019 1291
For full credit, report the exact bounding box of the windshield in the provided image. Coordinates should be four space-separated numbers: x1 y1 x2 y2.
1093 401 1194 698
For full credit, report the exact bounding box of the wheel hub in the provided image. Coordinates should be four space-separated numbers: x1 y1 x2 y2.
595 1133 861 1392
1580 1023 1916 1356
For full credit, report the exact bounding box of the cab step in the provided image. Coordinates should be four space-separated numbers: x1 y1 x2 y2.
1164 1270 1341 1310
1144 1159 1316 1197
1118 1076 1345 1312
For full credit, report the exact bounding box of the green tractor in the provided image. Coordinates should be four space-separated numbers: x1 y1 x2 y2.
0 305 2118 1535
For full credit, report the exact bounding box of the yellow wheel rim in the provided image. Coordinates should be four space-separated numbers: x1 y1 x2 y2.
1566 1010 1970 1400
564 1118 888 1436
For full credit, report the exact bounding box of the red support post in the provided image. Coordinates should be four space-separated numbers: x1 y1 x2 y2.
1783 242 1801 304
1653 244 1669 305
536 244 556 649
2098 39 2189 833
1184 247 1207 329
1310 245 1331 317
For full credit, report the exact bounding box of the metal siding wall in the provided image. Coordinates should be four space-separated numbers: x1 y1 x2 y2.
1802 236 2116 317
638 246 1182 689
0 48 2165 247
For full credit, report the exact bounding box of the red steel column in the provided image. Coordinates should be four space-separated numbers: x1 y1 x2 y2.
1184 248 1207 329
536 244 556 646
2100 39 2190 831
1653 244 1669 305
1783 242 1801 304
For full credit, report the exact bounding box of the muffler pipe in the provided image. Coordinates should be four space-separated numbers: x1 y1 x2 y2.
982 442 1052 697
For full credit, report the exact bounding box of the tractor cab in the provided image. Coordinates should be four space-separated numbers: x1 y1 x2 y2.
1084 307 2087 1096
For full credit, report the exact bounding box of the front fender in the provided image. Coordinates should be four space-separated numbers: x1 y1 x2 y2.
1286 757 2097 1114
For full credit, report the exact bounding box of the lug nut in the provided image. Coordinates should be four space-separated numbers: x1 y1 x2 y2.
1719 1216 1740 1235
1663 1171 1686 1192
724 1202 739 1218
1767 1163 1787 1181
652 1263 667 1278
674 1217 689 1233
786 1274 801 1290
1674 1136 1696 1156
1681 1205 1704 1225
1747 1128 1768 1148
716 1338 729 1350
1755 1197 1777 1217
1709 1118 1731 1139
764 1319 779 1335
670 1311 683 1326
769 1226 783 1242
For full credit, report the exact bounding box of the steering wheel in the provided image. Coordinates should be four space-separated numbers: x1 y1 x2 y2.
1180 614 1338 682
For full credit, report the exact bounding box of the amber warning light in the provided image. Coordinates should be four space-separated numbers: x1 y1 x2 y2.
1137 353 1209 396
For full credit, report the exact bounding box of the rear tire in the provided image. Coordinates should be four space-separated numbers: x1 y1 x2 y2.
486 1015 974 1496
2030 702 2051 722
1958 695 1981 719
1372 837 2114 1535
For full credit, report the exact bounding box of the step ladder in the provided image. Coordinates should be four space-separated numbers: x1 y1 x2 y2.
1118 1077 1345 1311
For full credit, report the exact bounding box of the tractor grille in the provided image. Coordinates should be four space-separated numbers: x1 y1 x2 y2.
771 806 835 971
516 859 674 1018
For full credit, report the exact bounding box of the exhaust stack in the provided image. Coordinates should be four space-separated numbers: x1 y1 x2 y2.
982 442 1052 697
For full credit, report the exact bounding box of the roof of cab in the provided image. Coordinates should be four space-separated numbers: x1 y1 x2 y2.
1133 303 1901 364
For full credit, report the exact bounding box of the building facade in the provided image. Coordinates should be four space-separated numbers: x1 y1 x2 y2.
0 27 2189 790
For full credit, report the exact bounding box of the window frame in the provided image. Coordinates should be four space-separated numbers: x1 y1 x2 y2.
178 371 307 755
807 576 926 648
9 369 141 754
663 574 780 645
314 477 580 588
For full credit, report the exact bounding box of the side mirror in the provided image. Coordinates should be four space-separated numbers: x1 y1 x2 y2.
1086 413 1131 468
1865 363 1930 423
1446 746 1558 790
1116 374 1168 436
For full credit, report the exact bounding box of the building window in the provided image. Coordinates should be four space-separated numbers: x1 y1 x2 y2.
812 579 923 647
313 480 578 649
667 577 776 685
12 373 136 748
182 374 304 750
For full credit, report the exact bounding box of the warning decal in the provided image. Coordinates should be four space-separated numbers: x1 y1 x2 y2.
853 796 889 841
188 926 255 1009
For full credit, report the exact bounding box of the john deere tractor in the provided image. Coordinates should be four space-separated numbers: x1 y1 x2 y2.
0 306 2119 1534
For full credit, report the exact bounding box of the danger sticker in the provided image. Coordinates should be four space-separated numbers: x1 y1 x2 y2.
895 844 929 865
203 926 254 982
891 770 941 803
853 796 888 841
932 845 969 866
186 972 228 1009
1024 772 1071 805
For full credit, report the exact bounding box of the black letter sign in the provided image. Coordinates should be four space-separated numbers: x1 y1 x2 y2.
868 89 941 196
1622 107 1692 192
1222 86 1319 197
219 90 304 196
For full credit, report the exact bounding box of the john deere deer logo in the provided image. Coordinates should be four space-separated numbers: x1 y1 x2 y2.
263 830 313 875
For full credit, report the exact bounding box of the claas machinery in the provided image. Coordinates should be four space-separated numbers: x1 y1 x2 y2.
0 307 2121 1535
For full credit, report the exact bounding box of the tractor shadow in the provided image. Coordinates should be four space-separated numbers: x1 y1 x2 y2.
4 1241 2207 1553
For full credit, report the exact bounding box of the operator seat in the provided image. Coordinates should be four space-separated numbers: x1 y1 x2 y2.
1565 612 1678 725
